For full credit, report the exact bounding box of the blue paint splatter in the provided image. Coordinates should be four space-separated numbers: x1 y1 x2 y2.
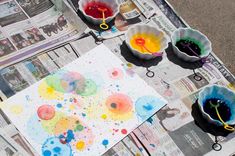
53 147 61 153
146 117 153 124
42 137 72 156
27 115 49 143
150 144 155 148
143 104 153 111
135 96 165 121
82 113 86 117
56 103 62 108
102 139 109 147
43 150 51 156
59 130 74 144
66 130 75 142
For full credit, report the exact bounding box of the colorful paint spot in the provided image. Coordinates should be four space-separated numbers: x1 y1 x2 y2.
27 115 50 142
101 114 107 120
76 140 85 151
71 124 94 152
105 93 133 120
102 139 109 147
41 112 65 134
146 117 153 124
106 93 133 114
38 81 63 100
59 130 75 144
122 63 135 77
53 116 79 135
135 96 164 120
42 137 72 156
108 68 123 80
74 124 84 132
56 103 62 108
37 105 55 120
121 129 127 134
76 79 97 96
45 71 85 94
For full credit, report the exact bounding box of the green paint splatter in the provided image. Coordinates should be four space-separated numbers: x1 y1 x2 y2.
74 124 84 132
76 79 97 96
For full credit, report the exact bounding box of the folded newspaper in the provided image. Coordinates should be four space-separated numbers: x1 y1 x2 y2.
0 0 235 156
0 0 87 69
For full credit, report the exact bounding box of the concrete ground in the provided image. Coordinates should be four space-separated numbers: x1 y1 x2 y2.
167 0 235 75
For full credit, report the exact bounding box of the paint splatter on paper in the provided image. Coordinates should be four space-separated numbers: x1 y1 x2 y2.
2 45 167 155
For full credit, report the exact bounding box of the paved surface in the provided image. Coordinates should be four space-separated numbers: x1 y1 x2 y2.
167 0 235 74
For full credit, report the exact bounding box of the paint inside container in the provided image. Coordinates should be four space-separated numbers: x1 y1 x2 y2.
84 1 113 19
130 33 161 54
203 98 231 122
175 39 202 56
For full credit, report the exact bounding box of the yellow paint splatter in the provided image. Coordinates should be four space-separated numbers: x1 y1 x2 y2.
41 112 65 134
135 153 141 156
53 116 78 135
10 105 23 115
38 81 63 100
101 114 107 119
76 140 85 151
127 63 133 68
106 109 133 121
69 104 75 110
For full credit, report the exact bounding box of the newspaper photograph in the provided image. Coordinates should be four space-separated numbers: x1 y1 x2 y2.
0 0 87 69
0 31 17 58
16 0 54 17
0 0 28 27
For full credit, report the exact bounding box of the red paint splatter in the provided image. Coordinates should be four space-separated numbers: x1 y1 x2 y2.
121 129 127 134
37 105 55 120
106 93 133 114
59 138 67 144
112 71 118 76
108 68 123 80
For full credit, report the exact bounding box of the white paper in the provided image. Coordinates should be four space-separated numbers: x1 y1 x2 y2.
1 44 167 155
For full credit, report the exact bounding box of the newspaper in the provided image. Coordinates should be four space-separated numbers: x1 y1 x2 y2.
0 128 29 156
0 0 87 69
0 109 37 156
0 0 235 155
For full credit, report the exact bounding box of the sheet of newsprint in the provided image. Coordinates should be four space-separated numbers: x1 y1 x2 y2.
0 0 235 156
0 0 87 69
0 128 31 156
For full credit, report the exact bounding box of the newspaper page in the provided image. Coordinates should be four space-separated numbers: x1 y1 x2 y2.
0 128 29 156
0 0 87 69
0 0 235 156
0 108 37 155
